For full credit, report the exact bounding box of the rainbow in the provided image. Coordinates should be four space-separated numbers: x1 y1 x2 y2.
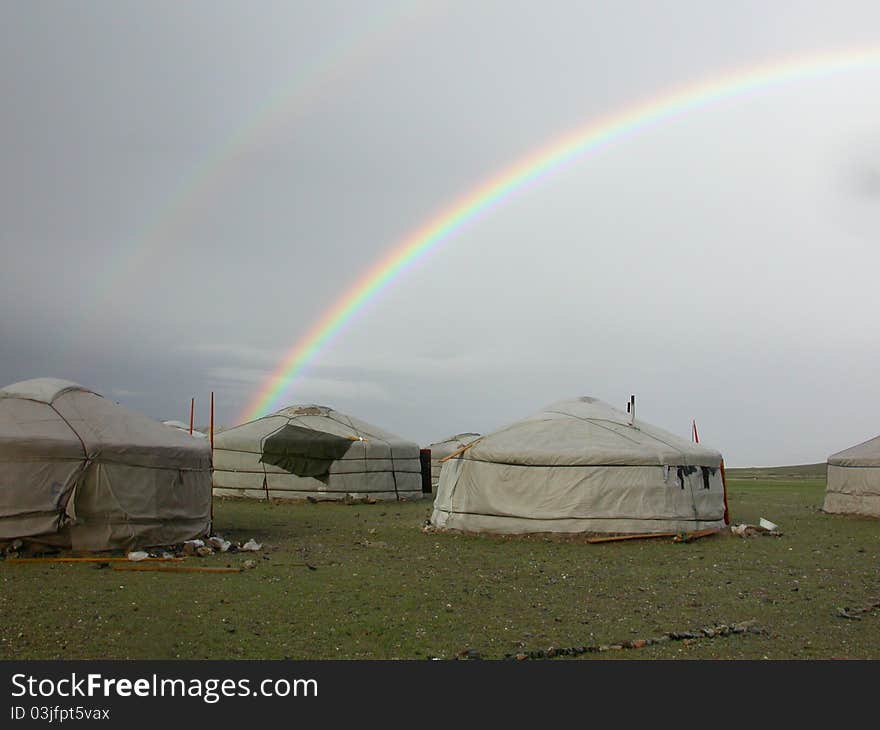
68 1 436 345
242 47 880 421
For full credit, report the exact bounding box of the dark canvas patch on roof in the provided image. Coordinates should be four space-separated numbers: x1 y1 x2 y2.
260 424 355 482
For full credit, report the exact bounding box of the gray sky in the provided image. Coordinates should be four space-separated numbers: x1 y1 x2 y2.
2 0 879 465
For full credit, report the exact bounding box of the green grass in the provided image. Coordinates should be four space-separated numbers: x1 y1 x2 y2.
1 478 878 660
726 463 826 480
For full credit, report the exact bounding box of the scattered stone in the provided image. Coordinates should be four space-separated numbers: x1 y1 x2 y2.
834 599 880 620
344 493 372 505
207 536 231 552
242 559 257 570
731 621 757 633
730 523 782 538
126 551 149 562
195 546 214 557
501 621 763 660
240 539 262 552
182 540 205 556
836 608 863 620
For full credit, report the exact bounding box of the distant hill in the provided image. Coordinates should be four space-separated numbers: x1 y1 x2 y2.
725 463 826 480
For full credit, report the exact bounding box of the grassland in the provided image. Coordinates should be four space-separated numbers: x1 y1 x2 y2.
1 475 878 660
726 463 826 480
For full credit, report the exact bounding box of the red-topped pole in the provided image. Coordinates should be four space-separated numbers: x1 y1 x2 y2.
210 391 215 529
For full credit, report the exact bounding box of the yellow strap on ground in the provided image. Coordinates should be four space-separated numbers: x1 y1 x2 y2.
111 564 241 574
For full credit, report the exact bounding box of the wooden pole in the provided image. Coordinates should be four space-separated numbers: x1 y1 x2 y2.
5 556 184 564
439 437 483 462
111 564 241 574
586 528 720 545
720 458 730 525
586 531 679 544
671 528 721 543
692 419 700 443
189 397 195 435
210 390 215 529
